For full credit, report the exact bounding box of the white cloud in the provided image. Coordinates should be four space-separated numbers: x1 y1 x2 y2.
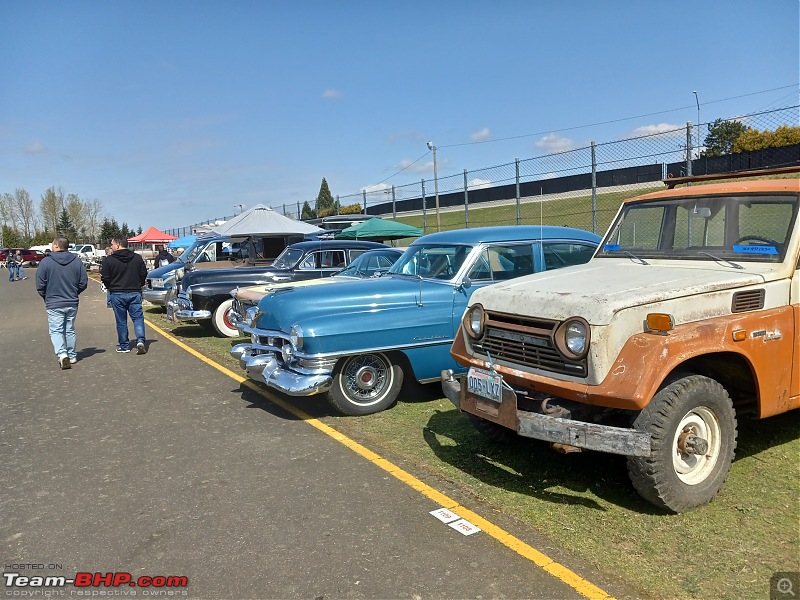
24 142 47 154
534 133 576 153
627 123 683 137
470 127 490 142
362 183 391 193
398 158 435 174
468 178 491 189
322 88 341 99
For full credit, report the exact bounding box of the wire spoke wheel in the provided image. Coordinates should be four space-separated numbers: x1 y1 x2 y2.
328 352 404 416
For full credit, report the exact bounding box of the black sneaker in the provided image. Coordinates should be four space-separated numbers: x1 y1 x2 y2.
116 347 131 353
59 355 71 369
136 342 147 355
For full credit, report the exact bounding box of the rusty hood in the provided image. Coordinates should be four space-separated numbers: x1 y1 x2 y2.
469 260 767 325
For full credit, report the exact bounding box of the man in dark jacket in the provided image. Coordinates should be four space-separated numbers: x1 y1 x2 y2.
154 245 175 268
36 237 88 369
101 236 149 354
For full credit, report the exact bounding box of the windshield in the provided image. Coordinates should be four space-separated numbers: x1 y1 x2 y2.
598 193 798 263
271 247 304 269
389 244 473 280
337 250 400 278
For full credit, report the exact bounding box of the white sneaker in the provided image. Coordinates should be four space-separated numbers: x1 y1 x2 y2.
69 357 77 364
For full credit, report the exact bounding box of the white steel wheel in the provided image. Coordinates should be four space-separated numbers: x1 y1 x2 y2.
672 407 722 486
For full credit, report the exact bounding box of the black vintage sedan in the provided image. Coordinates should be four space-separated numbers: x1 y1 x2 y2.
166 239 387 337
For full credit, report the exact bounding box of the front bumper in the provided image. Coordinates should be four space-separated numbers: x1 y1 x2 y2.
230 343 333 396
165 298 212 322
143 288 168 305
441 370 651 457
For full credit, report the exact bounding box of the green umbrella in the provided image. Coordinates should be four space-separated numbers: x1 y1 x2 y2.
334 217 423 241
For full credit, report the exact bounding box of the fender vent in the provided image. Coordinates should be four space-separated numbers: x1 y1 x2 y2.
731 289 765 313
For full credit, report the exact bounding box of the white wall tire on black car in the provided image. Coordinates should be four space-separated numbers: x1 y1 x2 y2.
627 374 737 513
212 299 240 338
328 353 404 416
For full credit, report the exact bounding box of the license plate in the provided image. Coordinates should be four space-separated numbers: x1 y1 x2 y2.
466 367 503 403
151 278 164 288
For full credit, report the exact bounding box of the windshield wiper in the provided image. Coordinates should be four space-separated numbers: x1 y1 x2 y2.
620 250 648 265
698 251 743 269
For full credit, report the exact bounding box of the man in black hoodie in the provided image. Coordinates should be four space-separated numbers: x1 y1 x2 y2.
36 237 88 370
101 236 149 355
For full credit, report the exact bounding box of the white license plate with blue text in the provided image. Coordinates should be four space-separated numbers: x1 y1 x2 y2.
466 367 503 403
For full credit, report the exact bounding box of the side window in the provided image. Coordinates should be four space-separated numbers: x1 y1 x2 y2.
320 250 346 268
299 253 317 270
466 250 492 281
542 242 595 270
348 249 366 264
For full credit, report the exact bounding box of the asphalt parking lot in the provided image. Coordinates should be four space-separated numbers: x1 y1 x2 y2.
1 276 632 599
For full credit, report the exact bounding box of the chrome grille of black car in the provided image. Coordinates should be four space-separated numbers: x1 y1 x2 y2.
473 312 587 377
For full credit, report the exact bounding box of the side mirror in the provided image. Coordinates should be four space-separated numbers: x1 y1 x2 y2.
459 276 472 290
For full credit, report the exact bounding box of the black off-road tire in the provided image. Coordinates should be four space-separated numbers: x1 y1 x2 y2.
627 374 737 513
327 353 404 416
467 413 515 443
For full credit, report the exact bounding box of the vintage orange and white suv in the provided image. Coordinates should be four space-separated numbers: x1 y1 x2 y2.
441 167 800 512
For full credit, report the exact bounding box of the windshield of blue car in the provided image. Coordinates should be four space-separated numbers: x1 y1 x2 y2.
336 251 400 278
178 240 207 263
389 245 473 280
597 193 798 263
271 247 305 269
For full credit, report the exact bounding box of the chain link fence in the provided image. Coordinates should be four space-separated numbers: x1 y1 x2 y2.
170 105 799 237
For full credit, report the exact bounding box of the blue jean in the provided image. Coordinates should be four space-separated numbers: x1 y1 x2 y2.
109 291 145 350
46 306 78 359
8 264 18 281
17 264 24 279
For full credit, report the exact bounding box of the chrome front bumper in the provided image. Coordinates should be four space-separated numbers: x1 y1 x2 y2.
143 288 168 305
230 343 333 397
165 298 212 322
440 370 651 457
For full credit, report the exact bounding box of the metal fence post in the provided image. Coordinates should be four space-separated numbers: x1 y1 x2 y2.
515 158 521 226
591 141 597 234
463 169 469 229
362 190 366 214
297 201 301 219
392 186 396 220
336 195 340 215
686 122 694 178
421 179 427 234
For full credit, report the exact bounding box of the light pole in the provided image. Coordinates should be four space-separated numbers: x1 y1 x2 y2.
427 141 441 231
234 204 243 216
693 91 701 155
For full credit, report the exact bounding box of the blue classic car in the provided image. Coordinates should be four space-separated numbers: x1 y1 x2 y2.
230 226 601 415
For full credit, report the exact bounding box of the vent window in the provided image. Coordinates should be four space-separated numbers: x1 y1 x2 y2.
731 289 765 313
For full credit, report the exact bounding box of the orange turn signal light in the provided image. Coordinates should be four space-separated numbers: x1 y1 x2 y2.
646 313 674 333
732 329 747 342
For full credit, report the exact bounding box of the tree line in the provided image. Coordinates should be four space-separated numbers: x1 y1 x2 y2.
0 186 140 249
300 177 364 220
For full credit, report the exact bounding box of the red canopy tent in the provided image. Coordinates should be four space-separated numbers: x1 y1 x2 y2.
127 226 176 244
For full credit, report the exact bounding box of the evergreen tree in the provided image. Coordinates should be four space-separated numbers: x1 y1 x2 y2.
301 201 317 220
316 178 335 217
57 208 77 241
703 119 750 157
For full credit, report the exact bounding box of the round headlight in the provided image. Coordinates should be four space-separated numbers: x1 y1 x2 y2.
465 304 485 338
554 317 590 359
281 343 295 364
290 324 304 349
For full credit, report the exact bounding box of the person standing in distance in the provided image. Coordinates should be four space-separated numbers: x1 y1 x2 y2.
35 237 88 369
101 236 148 354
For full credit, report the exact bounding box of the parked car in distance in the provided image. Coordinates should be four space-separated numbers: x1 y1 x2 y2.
441 169 800 513
0 248 47 267
229 247 404 326
144 235 233 307
230 226 601 416
167 239 387 337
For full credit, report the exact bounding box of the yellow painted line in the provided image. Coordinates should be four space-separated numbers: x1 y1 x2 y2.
145 316 615 600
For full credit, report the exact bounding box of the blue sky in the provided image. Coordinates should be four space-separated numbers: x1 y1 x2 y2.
1 0 798 232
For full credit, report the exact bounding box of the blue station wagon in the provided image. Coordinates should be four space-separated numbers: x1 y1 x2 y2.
230 226 601 415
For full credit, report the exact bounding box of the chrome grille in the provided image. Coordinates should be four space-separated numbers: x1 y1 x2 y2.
474 313 587 377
